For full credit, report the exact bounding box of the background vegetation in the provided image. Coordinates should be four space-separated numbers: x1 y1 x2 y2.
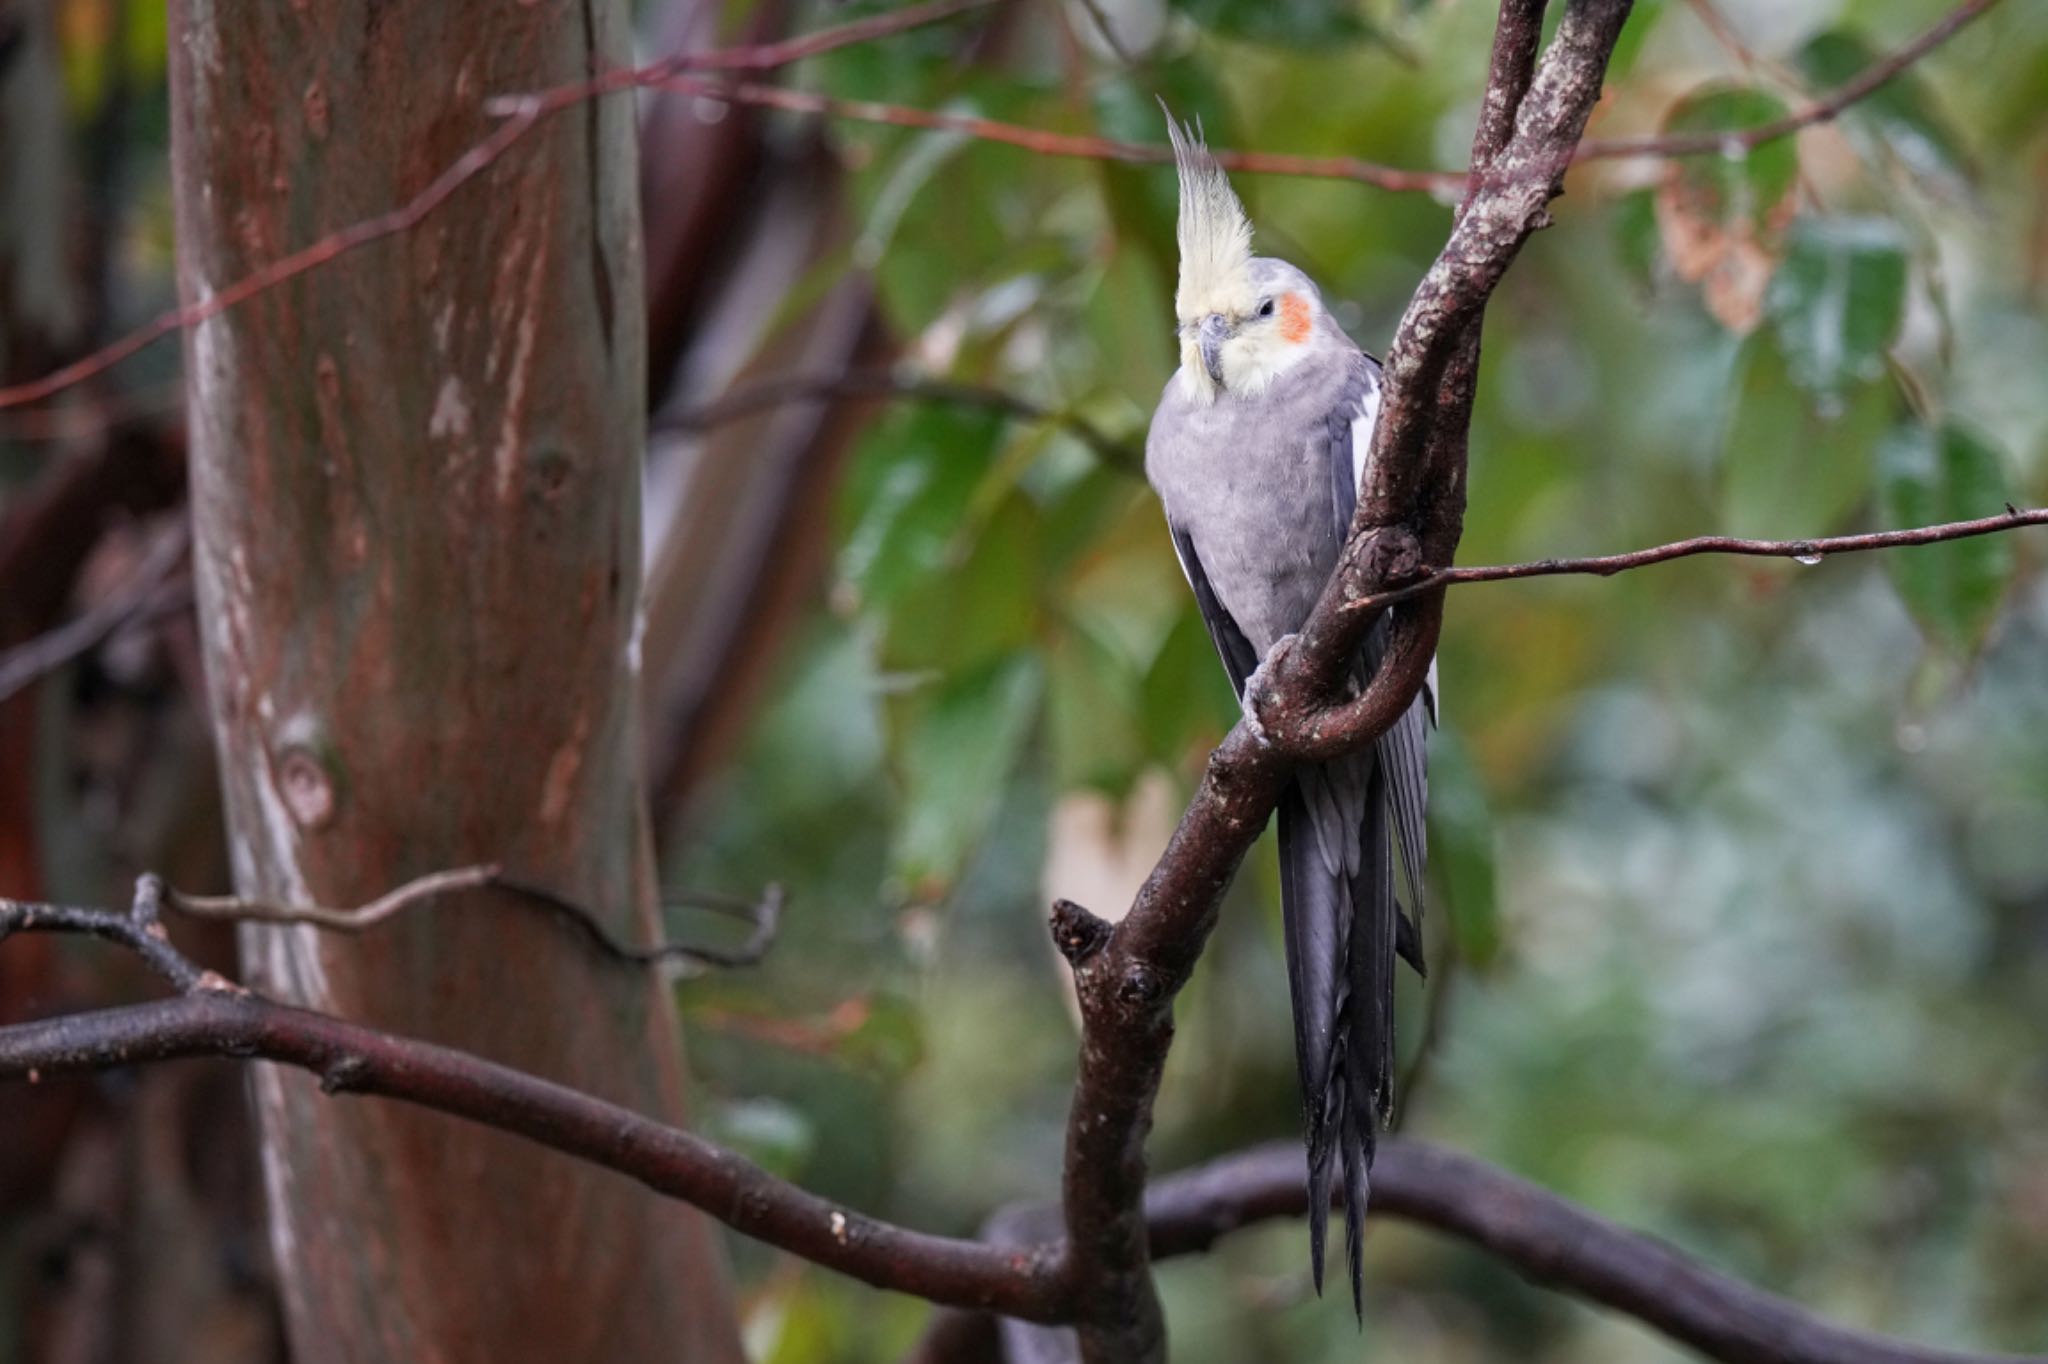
3 0 2044 1359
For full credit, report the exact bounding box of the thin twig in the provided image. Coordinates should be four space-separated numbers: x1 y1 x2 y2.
1579 0 1999 160
166 866 783 972
1066 0 1136 65
657 367 1143 473
654 75 1463 193
1346 506 2048 615
0 0 1993 415
0 0 995 413
0 521 192 705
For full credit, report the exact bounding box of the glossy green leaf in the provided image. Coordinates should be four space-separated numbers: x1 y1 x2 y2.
1797 30 1974 192
1722 332 1892 539
1659 85 1800 229
878 488 1043 674
703 1098 816 1181
1611 187 1663 293
1139 604 1241 761
1047 621 1145 794
838 992 929 1078
891 654 1044 892
1655 85 1800 330
1877 422 2015 656
1426 728 1501 968
1765 217 1909 399
838 405 1008 609
1173 0 1387 49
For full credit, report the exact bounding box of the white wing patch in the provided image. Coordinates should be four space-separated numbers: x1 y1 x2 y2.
1349 383 1380 504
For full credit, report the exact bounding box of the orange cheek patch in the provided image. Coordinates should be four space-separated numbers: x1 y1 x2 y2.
1278 292 1312 343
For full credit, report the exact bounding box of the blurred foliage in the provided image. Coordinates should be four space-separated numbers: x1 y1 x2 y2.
6 0 2047 1359
666 0 2048 1357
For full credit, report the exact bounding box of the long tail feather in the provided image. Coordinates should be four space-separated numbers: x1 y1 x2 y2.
1279 750 1407 1318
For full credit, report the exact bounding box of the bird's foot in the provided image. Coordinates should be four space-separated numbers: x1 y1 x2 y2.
1240 633 1298 747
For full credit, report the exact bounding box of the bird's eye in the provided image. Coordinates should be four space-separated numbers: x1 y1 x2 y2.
1258 298 1276 318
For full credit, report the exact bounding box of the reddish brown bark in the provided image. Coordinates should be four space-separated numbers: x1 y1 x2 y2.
167 3 744 1360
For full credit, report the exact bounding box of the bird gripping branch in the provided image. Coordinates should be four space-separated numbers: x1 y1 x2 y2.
1142 110 1435 1317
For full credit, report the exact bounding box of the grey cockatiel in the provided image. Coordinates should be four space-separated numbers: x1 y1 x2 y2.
1144 114 1433 1313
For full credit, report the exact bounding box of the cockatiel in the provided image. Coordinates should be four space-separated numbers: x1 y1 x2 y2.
1144 113 1433 1313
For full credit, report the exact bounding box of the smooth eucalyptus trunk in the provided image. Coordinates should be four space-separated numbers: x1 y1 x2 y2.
168 3 745 1358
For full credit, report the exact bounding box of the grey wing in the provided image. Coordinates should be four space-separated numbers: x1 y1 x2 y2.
1168 523 1259 699
1331 351 1433 947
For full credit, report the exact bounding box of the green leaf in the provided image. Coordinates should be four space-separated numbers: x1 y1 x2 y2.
1655 84 1799 331
1611 187 1663 293
892 654 1044 892
1877 422 2016 656
1173 0 1387 49
1660 85 1800 226
1139 604 1240 761
838 992 928 1078
1765 217 1909 399
1426 728 1501 968
1047 619 1145 795
878 488 1043 675
703 1098 816 1181
1796 30 1974 193
838 405 1007 609
1722 332 1892 539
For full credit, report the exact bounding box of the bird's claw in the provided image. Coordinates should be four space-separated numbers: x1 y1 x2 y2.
1240 634 1298 747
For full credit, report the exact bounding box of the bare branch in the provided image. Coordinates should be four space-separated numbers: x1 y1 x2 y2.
1348 506 2048 616
657 367 1143 473
918 1138 2039 1364
0 520 190 705
1045 4 1637 1359
0 0 1995 415
0 0 997 413
1580 0 2000 161
652 76 1462 193
6 892 2036 1364
0 996 1066 1318
164 866 783 972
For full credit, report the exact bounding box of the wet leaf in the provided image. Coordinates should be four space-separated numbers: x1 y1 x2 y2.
1877 422 2015 656
1426 728 1501 968
1654 85 1800 331
1047 620 1145 794
892 654 1044 891
703 1098 816 1181
1797 30 1974 194
1722 332 1892 539
1173 0 1392 50
1765 217 1909 399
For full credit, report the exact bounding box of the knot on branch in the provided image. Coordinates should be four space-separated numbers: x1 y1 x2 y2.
1050 899 1113 966
1342 526 1425 601
1116 965 1163 1008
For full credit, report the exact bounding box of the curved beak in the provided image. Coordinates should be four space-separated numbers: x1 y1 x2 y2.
1197 313 1230 385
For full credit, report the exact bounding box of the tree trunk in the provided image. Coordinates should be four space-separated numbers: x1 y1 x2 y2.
167 4 745 1360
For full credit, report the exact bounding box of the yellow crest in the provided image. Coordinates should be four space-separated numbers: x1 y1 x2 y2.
1164 110 1254 322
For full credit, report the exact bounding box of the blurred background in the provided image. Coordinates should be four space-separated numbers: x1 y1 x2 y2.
1 0 2044 1360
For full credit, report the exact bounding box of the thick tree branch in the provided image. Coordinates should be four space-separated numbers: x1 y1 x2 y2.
0 883 1065 1320
5 893 2036 1364
921 1141 2043 1364
1045 4 1634 1361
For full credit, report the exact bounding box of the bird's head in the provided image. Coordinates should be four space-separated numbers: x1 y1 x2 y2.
1165 112 1325 405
